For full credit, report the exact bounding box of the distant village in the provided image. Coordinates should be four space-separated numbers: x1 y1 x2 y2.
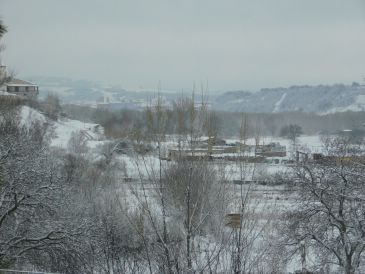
165 137 286 162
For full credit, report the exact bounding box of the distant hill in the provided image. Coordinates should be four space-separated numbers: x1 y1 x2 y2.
27 76 365 114
212 83 365 114
27 76 183 109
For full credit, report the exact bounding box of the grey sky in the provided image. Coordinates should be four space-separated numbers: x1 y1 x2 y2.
1 0 365 91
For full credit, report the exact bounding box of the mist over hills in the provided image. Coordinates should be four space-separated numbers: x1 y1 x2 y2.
29 76 365 114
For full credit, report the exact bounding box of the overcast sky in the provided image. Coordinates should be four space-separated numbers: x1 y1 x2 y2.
1 0 365 91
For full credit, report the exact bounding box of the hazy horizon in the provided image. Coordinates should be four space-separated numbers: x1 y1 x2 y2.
1 0 365 91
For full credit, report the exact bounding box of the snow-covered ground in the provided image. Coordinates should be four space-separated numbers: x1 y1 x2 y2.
17 105 311 272
18 105 107 151
20 105 46 126
50 118 104 148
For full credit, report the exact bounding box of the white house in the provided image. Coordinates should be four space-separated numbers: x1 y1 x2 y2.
2 78 39 98
0 65 39 98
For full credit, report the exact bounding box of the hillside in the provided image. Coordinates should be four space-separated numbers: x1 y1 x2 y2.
213 83 365 113
18 104 105 150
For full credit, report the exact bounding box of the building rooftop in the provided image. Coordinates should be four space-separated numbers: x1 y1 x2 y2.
6 78 37 86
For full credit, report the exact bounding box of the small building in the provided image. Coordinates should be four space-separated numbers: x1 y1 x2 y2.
255 142 286 157
1 78 39 99
203 137 226 146
0 65 38 99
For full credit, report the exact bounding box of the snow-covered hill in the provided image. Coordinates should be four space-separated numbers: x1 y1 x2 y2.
20 105 46 126
50 118 104 148
19 105 105 150
212 84 365 113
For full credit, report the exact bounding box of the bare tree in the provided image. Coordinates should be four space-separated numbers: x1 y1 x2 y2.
0 19 6 38
222 113 282 274
0 105 85 271
68 130 89 155
0 19 12 87
283 136 365 273
132 93 175 274
127 91 232 273
161 159 229 272
280 124 302 145
42 94 62 120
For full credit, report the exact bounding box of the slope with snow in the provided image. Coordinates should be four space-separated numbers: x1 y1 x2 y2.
20 105 46 126
17 105 106 150
50 118 104 148
213 84 365 113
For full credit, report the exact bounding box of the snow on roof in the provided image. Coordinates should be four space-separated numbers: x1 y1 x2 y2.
6 78 37 86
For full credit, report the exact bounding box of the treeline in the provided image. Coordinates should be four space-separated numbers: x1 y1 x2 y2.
63 103 365 138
